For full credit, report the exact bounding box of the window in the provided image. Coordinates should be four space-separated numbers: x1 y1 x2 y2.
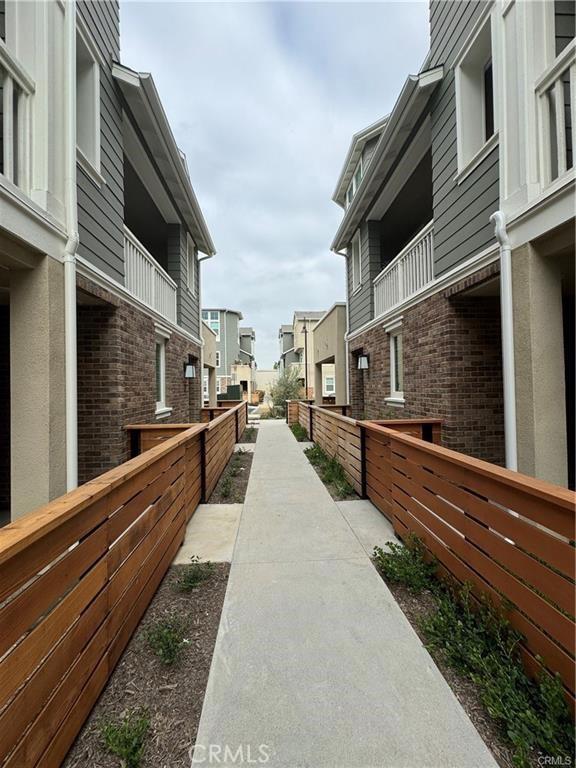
389 331 404 400
76 27 100 171
203 374 209 400
324 376 335 395
351 230 361 290
216 351 221 368
186 234 196 294
202 310 220 340
345 156 363 208
155 336 166 412
216 377 222 395
455 15 496 175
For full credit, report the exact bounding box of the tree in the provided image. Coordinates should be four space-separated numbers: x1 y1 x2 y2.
269 367 303 417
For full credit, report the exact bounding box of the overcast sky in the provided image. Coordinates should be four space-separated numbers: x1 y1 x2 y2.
120 1 429 367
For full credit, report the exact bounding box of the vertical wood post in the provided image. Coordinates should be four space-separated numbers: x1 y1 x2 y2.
360 424 367 498
309 405 314 442
235 408 240 442
200 428 207 502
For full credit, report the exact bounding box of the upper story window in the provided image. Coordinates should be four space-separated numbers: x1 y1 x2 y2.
345 156 363 208
351 230 361 291
455 15 497 177
216 351 221 368
324 376 335 395
76 26 101 173
202 310 220 340
186 234 196 294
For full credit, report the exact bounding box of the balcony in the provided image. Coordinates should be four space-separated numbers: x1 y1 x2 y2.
536 40 575 188
373 220 434 318
124 225 177 323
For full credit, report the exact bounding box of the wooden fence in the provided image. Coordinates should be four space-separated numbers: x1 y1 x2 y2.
363 422 576 704
0 423 210 767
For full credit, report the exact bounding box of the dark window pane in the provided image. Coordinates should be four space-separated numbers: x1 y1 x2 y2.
484 60 494 141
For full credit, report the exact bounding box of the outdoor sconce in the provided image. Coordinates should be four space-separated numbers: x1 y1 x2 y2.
357 355 369 370
184 363 196 379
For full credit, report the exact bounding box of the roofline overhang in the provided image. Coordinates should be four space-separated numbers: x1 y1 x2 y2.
112 63 216 257
330 65 443 253
332 115 390 206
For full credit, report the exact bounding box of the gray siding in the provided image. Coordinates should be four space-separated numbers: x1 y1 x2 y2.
167 225 201 339
77 0 124 283
348 221 381 333
429 0 499 276
555 0 575 54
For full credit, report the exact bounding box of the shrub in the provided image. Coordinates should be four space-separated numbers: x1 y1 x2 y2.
304 445 354 498
145 615 188 666
269 367 303 417
373 535 436 594
220 475 232 498
290 423 308 442
304 444 325 466
176 555 215 592
101 709 150 768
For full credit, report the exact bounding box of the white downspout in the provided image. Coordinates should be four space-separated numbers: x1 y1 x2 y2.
490 210 518 471
64 0 79 490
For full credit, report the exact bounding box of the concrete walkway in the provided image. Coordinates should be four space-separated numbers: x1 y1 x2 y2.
194 420 497 768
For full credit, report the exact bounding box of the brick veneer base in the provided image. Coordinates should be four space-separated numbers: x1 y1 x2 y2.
349 264 505 465
77 275 202 483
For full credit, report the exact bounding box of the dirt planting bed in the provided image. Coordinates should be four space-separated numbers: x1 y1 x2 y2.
209 450 253 503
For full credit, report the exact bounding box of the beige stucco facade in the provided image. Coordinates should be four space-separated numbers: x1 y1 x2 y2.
254 369 279 397
511 223 574 488
312 303 347 405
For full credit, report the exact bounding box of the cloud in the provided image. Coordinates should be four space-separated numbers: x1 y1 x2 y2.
120 1 429 366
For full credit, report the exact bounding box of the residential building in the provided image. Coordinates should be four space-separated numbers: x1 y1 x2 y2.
201 309 257 397
332 0 575 488
202 322 218 407
278 311 335 399
312 303 347 405
0 0 215 520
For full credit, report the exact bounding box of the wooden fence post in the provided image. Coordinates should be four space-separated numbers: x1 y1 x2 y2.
235 408 240 443
200 428 207 502
309 405 314 442
360 425 367 498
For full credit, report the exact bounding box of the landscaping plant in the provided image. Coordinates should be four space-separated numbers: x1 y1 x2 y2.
304 444 354 498
100 709 150 768
290 423 308 442
374 534 575 767
145 615 189 666
269 367 303 417
176 555 215 592
373 534 436 594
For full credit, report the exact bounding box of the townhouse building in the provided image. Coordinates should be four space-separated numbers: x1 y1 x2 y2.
332 0 574 488
201 309 257 398
278 311 337 400
0 0 215 520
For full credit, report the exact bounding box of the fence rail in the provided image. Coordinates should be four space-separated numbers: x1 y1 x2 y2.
0 403 247 765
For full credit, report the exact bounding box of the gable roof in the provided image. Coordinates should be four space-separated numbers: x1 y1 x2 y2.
332 115 389 207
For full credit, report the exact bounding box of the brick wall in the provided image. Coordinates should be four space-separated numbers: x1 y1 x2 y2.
77 275 201 483
349 265 505 465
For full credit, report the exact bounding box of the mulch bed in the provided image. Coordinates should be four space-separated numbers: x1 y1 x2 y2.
64 563 229 768
239 426 258 443
208 451 253 504
382 579 521 768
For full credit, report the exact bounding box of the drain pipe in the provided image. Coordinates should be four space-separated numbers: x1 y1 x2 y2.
490 210 518 472
64 0 79 490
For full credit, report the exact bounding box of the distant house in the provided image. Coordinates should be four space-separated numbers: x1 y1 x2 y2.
278 311 338 400
331 0 575 488
201 309 257 399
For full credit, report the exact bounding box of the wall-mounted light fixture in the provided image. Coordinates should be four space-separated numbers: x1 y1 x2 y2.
357 355 369 370
184 362 196 379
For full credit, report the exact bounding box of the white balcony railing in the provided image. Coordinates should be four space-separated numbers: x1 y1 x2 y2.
0 39 34 191
373 220 434 318
536 40 575 187
124 226 177 323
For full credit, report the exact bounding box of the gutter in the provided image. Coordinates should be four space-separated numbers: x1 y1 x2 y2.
491 210 518 471
64 0 79 491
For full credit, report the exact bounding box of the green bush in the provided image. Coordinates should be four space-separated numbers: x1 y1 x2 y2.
101 709 150 768
290 423 309 442
421 584 574 767
304 444 324 466
220 475 232 498
373 535 436 594
269 367 303 417
303 444 354 498
145 615 188 666
176 555 215 592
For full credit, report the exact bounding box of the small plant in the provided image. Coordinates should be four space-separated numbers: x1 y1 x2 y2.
145 615 188 666
220 475 232 498
373 534 436 593
243 426 257 442
304 444 325 466
304 444 354 498
101 709 150 768
176 555 215 592
290 423 308 442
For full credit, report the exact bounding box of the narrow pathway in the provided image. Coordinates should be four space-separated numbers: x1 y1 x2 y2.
194 420 496 768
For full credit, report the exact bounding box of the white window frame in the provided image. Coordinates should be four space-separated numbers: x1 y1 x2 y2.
387 327 405 404
202 310 220 341
216 377 222 395
186 234 196 295
76 20 102 181
215 350 221 368
345 155 363 208
351 229 362 291
454 10 499 183
324 376 335 395
203 373 209 400
155 334 168 416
